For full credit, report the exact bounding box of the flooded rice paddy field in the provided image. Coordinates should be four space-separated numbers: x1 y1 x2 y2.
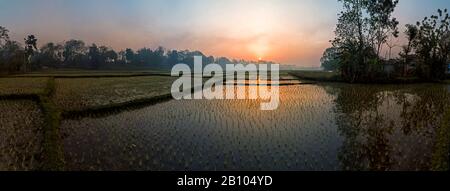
0 77 48 95
0 100 44 170
61 83 450 171
54 76 177 111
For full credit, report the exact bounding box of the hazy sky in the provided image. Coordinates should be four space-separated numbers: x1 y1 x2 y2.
0 0 449 66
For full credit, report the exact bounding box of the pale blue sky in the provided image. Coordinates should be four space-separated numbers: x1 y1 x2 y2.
0 0 449 66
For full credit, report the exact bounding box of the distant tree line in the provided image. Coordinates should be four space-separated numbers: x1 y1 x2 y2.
0 26 272 74
321 0 450 82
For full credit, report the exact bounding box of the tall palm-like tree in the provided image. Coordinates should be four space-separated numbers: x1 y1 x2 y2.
24 35 37 72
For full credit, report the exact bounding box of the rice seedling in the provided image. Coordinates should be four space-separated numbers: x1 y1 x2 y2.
0 100 44 171
59 83 450 171
0 77 48 96
54 76 178 111
1 73 447 171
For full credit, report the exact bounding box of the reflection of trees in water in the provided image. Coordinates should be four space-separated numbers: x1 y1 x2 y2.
324 84 450 170
394 86 448 135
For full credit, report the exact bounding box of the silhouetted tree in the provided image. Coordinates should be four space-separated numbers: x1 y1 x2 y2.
24 35 37 72
0 26 9 46
88 44 101 69
37 42 64 68
0 26 10 72
0 41 25 73
217 57 231 68
166 50 180 68
137 47 153 66
332 0 399 82
412 9 450 80
206 56 215 65
367 0 399 57
399 24 419 76
0 25 265 72
63 39 87 67
124 48 135 64
86 44 118 69
102 48 118 64
321 47 341 71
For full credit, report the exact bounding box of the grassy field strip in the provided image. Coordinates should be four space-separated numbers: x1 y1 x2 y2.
432 108 450 171
37 78 65 170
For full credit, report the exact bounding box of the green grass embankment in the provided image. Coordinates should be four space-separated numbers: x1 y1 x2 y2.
37 78 65 171
432 109 450 171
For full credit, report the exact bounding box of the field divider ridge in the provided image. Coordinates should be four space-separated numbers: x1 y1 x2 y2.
431 108 450 171
37 77 65 171
0 94 40 100
61 93 174 119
